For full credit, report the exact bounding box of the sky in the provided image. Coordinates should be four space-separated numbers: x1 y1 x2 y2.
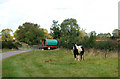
0 0 119 35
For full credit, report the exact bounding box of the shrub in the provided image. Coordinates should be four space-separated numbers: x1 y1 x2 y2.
96 40 118 51
58 36 118 51
2 41 22 49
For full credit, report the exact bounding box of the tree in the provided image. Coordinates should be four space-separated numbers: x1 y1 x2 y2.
112 29 120 37
1 29 13 41
97 33 111 38
14 22 45 45
88 31 97 48
50 20 61 39
60 18 80 38
41 28 53 39
0 32 2 41
58 18 81 49
105 33 111 38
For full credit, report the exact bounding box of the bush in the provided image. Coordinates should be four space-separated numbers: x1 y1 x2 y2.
2 41 22 49
95 40 118 51
58 36 118 51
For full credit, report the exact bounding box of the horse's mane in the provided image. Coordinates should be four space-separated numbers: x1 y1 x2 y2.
74 44 83 51
73 43 77 50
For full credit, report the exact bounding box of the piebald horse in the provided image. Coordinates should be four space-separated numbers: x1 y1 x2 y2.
72 43 85 61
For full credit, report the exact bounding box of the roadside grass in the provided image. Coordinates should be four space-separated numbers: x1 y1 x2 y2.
0 42 32 53
1 49 19 53
2 49 118 77
1 48 32 53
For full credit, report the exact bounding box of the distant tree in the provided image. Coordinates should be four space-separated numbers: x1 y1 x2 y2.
75 29 86 45
0 32 2 41
79 29 86 37
88 31 96 37
58 18 81 48
106 33 111 38
50 20 61 39
112 29 120 37
88 31 97 48
41 28 53 39
60 18 80 38
97 33 111 38
14 22 45 45
97 33 104 38
1 29 13 41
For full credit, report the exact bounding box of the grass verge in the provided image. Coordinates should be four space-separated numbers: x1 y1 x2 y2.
1 49 19 53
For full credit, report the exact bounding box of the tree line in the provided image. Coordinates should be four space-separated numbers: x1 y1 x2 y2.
0 18 120 50
50 18 119 50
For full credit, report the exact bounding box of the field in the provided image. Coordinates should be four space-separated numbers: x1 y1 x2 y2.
2 49 118 77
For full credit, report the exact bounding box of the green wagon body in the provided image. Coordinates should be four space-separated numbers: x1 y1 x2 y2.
41 39 58 50
46 39 57 45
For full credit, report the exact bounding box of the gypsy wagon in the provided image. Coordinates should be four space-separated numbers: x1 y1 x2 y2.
41 39 58 50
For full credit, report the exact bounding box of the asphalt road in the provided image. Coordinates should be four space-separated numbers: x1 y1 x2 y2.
0 50 32 61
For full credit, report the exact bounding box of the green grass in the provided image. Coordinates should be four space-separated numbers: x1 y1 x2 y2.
2 49 118 77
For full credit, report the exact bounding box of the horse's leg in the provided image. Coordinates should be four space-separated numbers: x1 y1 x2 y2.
74 58 76 61
80 55 82 61
82 55 84 61
77 55 80 61
74 53 76 61
83 54 85 61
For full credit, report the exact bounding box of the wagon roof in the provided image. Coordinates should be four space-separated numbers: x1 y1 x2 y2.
45 39 57 45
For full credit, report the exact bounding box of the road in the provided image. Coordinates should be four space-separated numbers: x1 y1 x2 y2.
0 50 32 61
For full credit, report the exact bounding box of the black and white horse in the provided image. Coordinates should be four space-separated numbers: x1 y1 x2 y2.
72 43 85 61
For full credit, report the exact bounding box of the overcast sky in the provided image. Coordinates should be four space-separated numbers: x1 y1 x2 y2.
0 0 119 35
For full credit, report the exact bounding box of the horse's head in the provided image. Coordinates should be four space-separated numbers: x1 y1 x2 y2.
72 43 77 49
72 43 75 47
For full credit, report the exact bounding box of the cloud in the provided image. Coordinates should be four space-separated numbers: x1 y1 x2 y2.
0 0 119 34
0 0 9 4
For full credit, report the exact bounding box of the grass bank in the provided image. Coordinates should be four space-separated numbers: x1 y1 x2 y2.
1 49 18 53
2 49 118 77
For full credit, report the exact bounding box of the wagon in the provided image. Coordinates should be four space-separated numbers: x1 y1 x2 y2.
41 39 58 50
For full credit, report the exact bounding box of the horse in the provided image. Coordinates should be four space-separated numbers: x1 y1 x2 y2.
72 43 85 61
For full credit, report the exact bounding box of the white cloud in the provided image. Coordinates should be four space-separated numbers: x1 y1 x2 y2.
0 0 119 35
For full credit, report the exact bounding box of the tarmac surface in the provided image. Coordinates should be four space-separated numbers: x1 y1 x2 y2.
0 50 32 61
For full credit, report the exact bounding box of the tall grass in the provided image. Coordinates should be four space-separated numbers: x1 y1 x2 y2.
85 48 118 58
